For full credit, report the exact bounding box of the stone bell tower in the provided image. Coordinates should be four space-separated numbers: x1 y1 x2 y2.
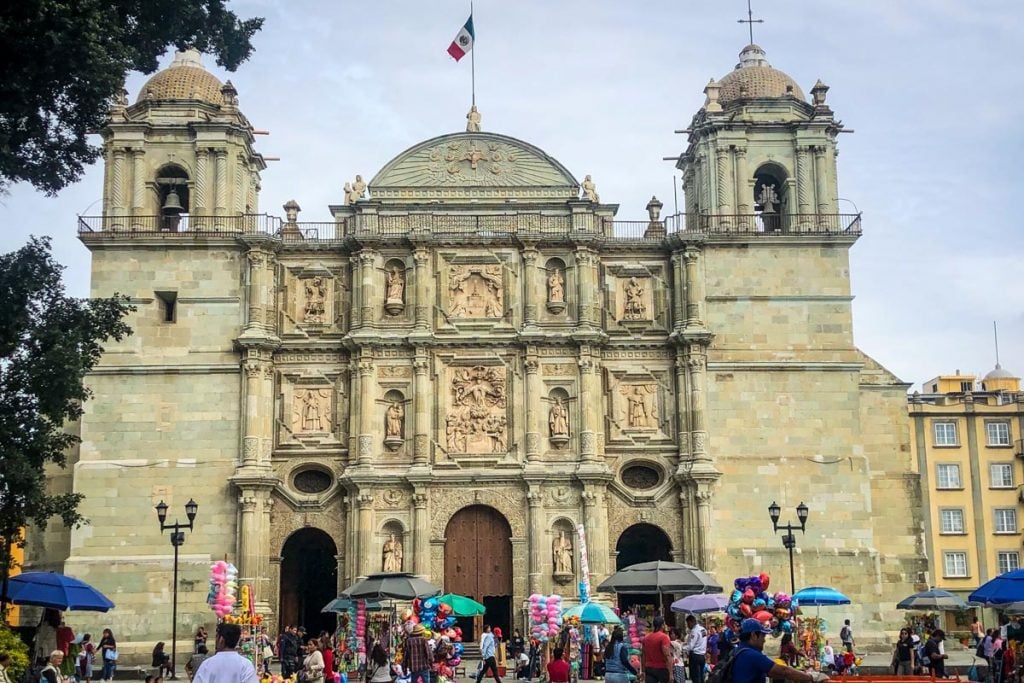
100 49 265 230
679 43 842 229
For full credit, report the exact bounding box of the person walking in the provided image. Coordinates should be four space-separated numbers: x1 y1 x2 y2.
642 616 673 683
546 648 569 683
320 637 334 683
98 630 117 683
839 621 854 655
405 625 432 683
302 640 325 683
279 626 299 679
923 630 947 679
475 625 502 683
669 629 685 683
367 643 392 683
604 626 638 683
892 629 915 676
186 644 209 681
728 619 827 683
684 615 708 683
193 624 259 683
971 619 985 647
76 634 95 683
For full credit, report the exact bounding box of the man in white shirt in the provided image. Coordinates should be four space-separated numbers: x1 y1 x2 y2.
194 624 259 683
684 616 708 683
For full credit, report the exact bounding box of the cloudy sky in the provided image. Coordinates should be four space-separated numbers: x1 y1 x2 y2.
1 0 1020 390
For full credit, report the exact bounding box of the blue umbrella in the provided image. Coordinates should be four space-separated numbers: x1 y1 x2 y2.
792 586 851 606
969 569 1024 605
561 602 622 625
4 572 115 612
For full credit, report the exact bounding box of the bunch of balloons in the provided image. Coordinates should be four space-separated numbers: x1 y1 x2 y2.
624 612 644 669
207 561 239 619
527 594 562 642
356 601 368 658
398 599 464 677
722 573 798 639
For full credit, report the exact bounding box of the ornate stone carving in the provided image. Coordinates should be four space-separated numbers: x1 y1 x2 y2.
621 384 657 429
580 431 596 454
384 401 405 451
294 388 331 432
445 366 507 453
581 174 600 203
447 264 503 318
382 533 403 571
543 363 574 376
384 266 405 315
358 434 373 458
552 530 573 575
302 276 328 324
547 268 566 314
345 175 367 205
621 276 649 321
379 365 412 378
412 493 428 509
466 106 481 132
429 486 526 538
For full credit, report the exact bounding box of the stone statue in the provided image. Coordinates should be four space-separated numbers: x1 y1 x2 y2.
343 182 354 205
385 401 404 438
345 176 366 205
382 533 403 572
626 385 651 428
549 398 569 437
553 531 573 574
386 266 405 303
757 184 779 213
466 105 482 132
547 268 565 303
581 175 600 203
623 277 646 320
303 276 327 323
446 413 468 453
301 390 325 431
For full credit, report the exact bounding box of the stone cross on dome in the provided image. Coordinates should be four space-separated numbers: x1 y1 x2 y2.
737 0 765 46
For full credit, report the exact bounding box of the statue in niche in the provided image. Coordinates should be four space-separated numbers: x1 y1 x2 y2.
581 175 600 203
382 533 403 572
549 397 569 437
624 385 656 429
386 267 405 303
757 184 779 213
547 268 565 303
297 389 328 432
553 531 573 575
623 277 647 320
303 276 327 324
385 401 404 438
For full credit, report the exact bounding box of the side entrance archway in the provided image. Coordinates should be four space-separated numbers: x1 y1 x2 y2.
279 528 338 636
615 523 673 613
444 505 513 642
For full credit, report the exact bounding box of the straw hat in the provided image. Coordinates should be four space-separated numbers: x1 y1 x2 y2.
412 624 425 637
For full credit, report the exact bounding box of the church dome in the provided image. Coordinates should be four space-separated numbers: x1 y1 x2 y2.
984 364 1016 381
717 44 805 103
137 49 224 105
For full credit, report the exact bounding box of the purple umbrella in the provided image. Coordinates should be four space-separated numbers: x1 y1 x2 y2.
671 593 729 614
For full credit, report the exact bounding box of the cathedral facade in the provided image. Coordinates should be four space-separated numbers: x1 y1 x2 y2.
29 45 924 651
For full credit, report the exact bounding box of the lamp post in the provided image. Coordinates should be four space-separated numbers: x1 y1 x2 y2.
156 499 198 680
768 501 808 594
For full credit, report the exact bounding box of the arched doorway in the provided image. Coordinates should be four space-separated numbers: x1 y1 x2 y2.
444 505 513 642
280 528 338 635
615 523 673 613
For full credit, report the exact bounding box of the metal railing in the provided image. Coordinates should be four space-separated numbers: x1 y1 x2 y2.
660 212 862 235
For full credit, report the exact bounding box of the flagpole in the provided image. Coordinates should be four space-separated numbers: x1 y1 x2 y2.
470 1 476 107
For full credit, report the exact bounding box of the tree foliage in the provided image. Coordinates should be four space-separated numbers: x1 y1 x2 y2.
0 237 133 615
0 0 263 194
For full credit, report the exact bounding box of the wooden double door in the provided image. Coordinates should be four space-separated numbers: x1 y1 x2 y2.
444 505 513 641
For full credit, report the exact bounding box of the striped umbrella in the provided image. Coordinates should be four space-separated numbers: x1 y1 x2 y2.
897 589 968 611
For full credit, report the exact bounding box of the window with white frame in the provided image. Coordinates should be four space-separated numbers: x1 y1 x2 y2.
995 508 1018 534
991 463 1014 488
934 421 958 446
936 463 962 489
987 422 1011 447
939 509 965 534
998 552 1021 574
944 552 968 577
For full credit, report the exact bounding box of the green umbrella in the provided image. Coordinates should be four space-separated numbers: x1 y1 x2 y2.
437 593 486 616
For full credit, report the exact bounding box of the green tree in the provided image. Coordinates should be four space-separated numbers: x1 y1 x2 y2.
0 0 263 195
0 237 133 619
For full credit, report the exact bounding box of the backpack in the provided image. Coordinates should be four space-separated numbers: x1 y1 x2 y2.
976 637 989 659
840 626 851 642
707 647 753 683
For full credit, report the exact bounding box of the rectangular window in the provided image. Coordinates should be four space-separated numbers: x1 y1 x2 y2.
936 463 962 489
934 422 958 446
987 422 1011 447
155 291 177 323
960 381 973 393
995 508 1018 534
939 509 965 534
990 463 1014 488
944 552 968 577
998 552 1021 574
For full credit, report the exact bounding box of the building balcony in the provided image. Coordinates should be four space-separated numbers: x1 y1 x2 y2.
77 211 862 243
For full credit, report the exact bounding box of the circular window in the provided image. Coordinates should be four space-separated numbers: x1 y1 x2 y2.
621 465 662 491
293 469 333 494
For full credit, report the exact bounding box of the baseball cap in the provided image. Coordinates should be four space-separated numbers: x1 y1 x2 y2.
740 618 773 635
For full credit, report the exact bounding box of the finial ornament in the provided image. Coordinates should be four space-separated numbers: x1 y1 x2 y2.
704 79 722 113
466 105 481 132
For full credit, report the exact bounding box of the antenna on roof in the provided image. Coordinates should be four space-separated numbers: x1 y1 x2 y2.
737 0 764 45
994 321 1002 367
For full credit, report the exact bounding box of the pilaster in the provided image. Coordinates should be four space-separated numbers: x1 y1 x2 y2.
412 493 430 576
413 350 431 466
359 249 378 328
215 148 228 219
522 247 540 327
574 247 599 328
356 493 375 579
413 247 430 330
577 346 602 463
715 146 732 216
527 487 544 595
130 149 146 225
581 486 609 583
357 357 375 465
524 350 542 462
683 248 704 328
814 145 829 214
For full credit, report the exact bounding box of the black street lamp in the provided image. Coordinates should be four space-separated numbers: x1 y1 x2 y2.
156 499 198 679
768 501 808 595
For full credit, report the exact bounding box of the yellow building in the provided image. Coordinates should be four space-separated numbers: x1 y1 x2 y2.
911 366 1024 606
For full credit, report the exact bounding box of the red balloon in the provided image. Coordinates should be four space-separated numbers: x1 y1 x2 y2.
742 588 755 604
739 603 753 617
754 610 772 624
759 573 771 591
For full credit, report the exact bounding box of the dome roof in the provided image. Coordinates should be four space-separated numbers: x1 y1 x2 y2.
717 44 805 103
984 364 1017 381
137 49 224 105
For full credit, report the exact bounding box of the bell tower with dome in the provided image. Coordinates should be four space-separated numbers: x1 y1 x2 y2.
100 49 265 230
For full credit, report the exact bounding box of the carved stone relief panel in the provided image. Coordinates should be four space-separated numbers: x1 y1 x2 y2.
294 388 332 433
275 366 348 450
604 368 674 443
279 263 348 336
616 276 652 321
443 365 508 454
447 264 504 318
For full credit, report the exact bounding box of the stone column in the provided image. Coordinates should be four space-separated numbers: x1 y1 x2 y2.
715 147 733 217
577 347 602 463
674 355 691 462
238 490 258 583
814 146 829 215
412 493 430 576
582 487 609 583
524 350 542 462
670 251 686 331
687 349 709 464
111 148 126 227
195 149 210 223
356 494 374 578
684 167 697 217
257 492 274 612
241 358 264 467
522 248 540 327
575 248 598 327
694 484 714 570
796 147 812 218
131 149 146 227
527 488 544 595
413 350 431 465
350 255 362 329
413 248 430 330
683 249 703 328
357 358 375 465
734 146 750 219
359 250 377 328
246 250 268 329
215 149 228 218
699 152 711 217
677 485 694 566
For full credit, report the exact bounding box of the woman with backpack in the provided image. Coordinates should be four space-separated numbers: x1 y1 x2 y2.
603 626 638 683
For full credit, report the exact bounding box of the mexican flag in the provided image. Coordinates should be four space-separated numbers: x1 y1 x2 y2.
447 14 474 61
